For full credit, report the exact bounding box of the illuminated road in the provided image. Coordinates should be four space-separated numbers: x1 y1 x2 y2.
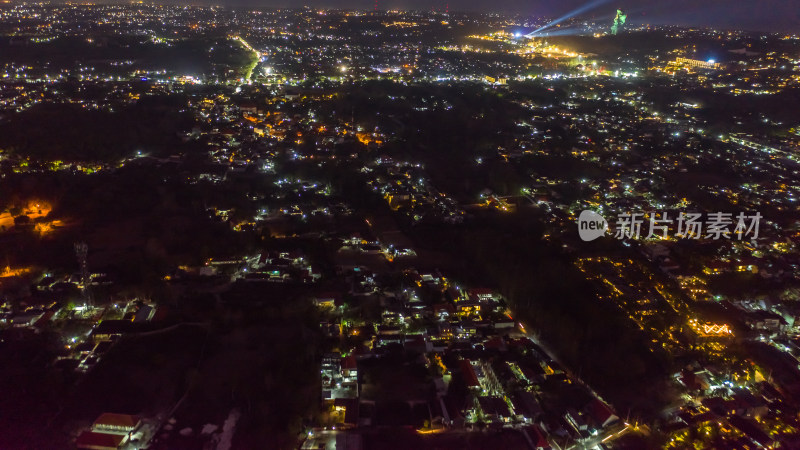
301 429 340 450
231 35 259 80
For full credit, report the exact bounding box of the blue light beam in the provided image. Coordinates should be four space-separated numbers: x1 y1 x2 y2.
527 0 612 37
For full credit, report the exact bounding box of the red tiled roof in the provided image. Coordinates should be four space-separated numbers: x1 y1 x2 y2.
432 303 455 314
460 359 480 388
527 425 550 448
587 399 617 425
341 355 357 370
150 306 169 322
34 310 55 328
76 431 125 450
93 413 140 429
484 336 505 350
680 371 700 390
468 288 494 296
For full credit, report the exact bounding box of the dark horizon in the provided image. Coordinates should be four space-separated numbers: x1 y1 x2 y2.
10 0 797 33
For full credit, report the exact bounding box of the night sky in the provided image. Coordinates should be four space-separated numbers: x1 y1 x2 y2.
204 0 799 32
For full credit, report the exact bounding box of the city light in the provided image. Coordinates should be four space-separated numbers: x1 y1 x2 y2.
1 5 798 450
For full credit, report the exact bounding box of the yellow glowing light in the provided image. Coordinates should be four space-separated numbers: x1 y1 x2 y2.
0 266 31 278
